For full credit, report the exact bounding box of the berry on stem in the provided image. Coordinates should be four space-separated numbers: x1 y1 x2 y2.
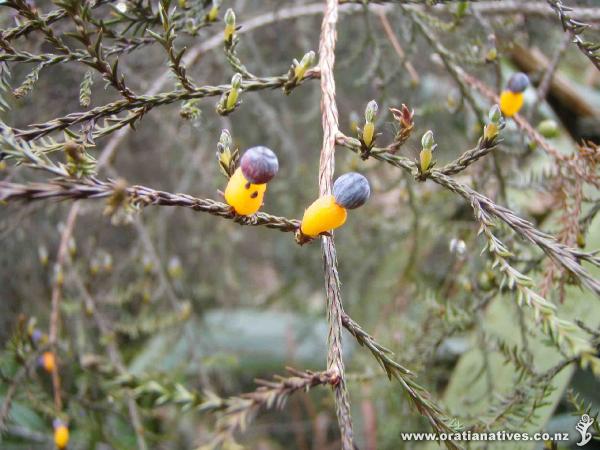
333 172 370 209
500 72 529 117
53 419 69 450
507 72 529 93
300 172 370 237
39 351 56 373
224 146 279 216
240 146 279 184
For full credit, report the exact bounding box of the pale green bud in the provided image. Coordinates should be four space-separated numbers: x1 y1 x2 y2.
421 130 435 150
224 8 235 26
488 104 502 124
231 73 242 90
364 100 378 123
219 129 232 148
300 50 316 69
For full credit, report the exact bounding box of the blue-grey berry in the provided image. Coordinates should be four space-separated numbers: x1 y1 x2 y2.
507 72 529 93
31 329 43 343
333 172 370 209
240 146 279 184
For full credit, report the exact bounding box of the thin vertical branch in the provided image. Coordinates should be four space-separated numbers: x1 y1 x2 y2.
377 9 419 85
318 1 354 448
49 201 80 413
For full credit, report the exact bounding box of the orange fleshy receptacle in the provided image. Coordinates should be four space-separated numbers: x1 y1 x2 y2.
40 351 56 373
224 167 267 216
499 90 524 117
54 421 69 449
300 194 348 237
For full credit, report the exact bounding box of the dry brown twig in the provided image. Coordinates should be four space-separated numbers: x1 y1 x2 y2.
377 9 419 85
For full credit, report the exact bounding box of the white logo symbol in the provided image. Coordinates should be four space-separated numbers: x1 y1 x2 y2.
576 414 594 447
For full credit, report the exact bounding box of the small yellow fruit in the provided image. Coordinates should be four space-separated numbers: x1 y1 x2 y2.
224 167 267 216
300 195 347 237
499 90 524 117
40 351 56 373
54 423 69 449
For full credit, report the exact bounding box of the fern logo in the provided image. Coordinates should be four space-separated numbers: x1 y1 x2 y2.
576 414 594 447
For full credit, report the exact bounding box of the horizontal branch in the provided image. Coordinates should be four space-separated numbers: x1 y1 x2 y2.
0 178 301 233
471 2 600 22
339 0 600 22
1 0 112 41
108 366 337 446
14 69 320 141
335 133 600 297
437 139 501 176
204 368 338 446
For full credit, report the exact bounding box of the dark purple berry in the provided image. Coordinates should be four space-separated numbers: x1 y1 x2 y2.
333 172 370 209
507 72 529 93
240 146 279 184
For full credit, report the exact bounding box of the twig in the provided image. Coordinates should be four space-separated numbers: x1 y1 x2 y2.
335 133 600 297
14 71 319 141
404 6 484 121
0 178 302 234
376 9 419 85
341 313 462 449
547 0 600 71
48 202 80 413
318 0 354 447
203 368 338 447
